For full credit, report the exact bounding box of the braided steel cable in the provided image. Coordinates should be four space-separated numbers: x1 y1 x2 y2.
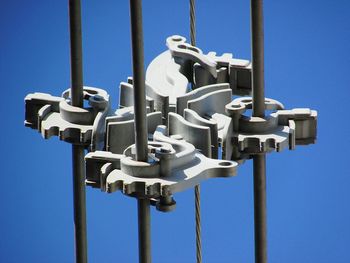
195 184 202 263
190 1 201 263
190 0 196 46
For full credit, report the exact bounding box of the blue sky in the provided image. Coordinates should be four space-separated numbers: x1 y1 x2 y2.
1 0 350 262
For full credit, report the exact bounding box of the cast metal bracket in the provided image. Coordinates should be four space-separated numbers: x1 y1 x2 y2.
145 35 252 114
81 35 317 213
85 126 237 212
24 35 317 214
25 86 111 150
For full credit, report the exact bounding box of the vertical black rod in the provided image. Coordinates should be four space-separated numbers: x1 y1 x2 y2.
251 1 267 263
251 0 265 118
69 0 84 107
69 1 87 263
129 1 151 263
253 154 267 263
129 0 148 161
71 145 88 263
138 198 151 263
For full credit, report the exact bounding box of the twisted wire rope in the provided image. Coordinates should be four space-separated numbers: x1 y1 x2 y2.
190 1 201 262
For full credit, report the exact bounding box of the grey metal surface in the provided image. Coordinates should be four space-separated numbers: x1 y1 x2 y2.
176 83 229 115
194 52 252 95
106 111 162 154
187 88 232 116
168 112 211 157
119 81 155 111
146 50 186 108
184 109 218 158
167 35 217 78
184 88 233 159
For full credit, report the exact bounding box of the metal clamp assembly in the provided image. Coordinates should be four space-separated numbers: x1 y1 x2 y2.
80 35 317 212
225 97 317 160
85 126 237 212
24 35 317 214
23 0 319 259
145 35 252 113
25 86 111 150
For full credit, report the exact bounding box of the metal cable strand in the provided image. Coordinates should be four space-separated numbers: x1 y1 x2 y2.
190 1 201 263
195 185 202 263
190 0 196 46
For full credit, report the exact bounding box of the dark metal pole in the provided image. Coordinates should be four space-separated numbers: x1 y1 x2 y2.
138 198 151 263
251 0 265 118
71 145 88 263
251 1 267 263
253 154 267 263
69 1 87 262
129 0 148 162
69 0 84 107
129 1 151 263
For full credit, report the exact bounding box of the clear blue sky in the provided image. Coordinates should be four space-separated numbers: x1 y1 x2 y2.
1 0 349 262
